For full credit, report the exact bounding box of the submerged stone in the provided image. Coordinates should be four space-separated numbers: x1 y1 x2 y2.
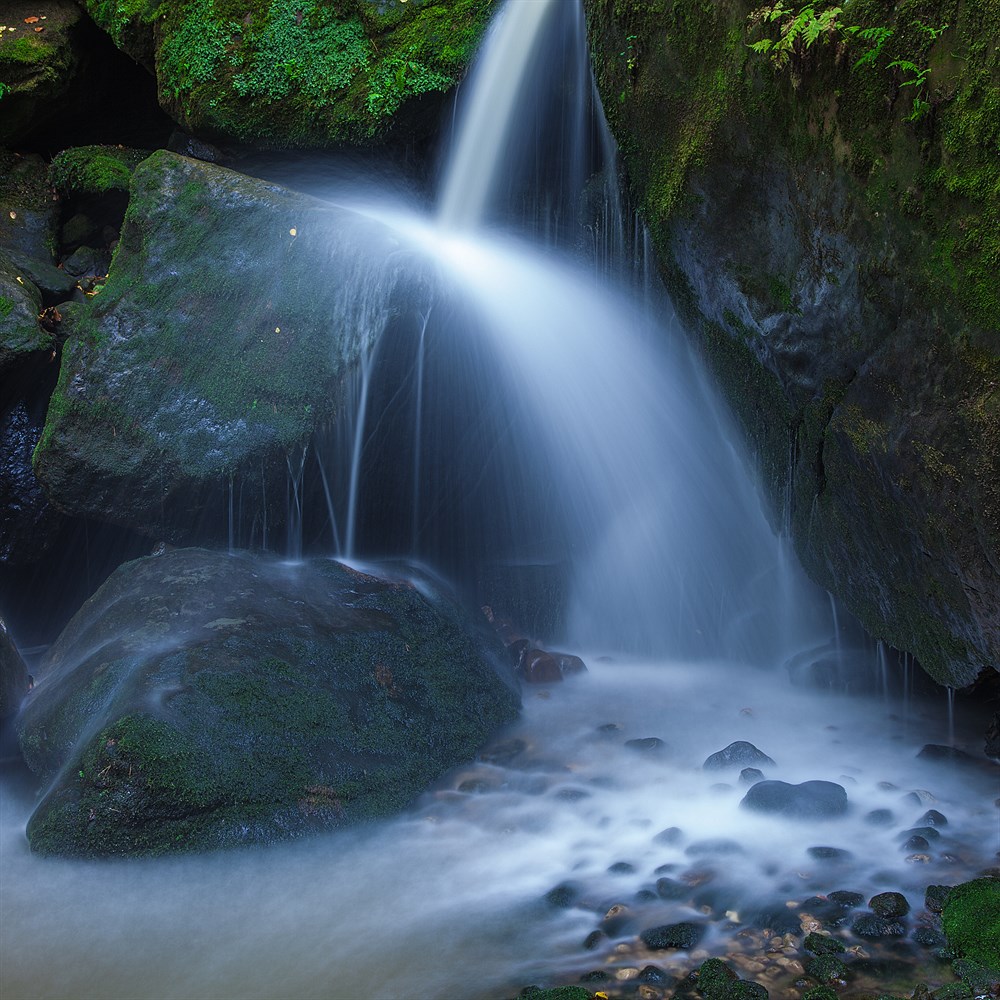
17 547 519 857
640 921 705 950
740 779 848 819
703 740 775 771
870 892 910 918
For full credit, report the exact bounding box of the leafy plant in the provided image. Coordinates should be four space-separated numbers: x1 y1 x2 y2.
747 3 848 71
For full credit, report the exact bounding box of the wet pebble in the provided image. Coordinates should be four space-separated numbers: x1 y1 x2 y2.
851 912 906 938
913 927 947 948
805 954 849 983
583 929 605 950
703 741 776 771
903 835 931 852
827 890 864 908
640 921 706 950
608 861 637 875
653 827 683 846
919 808 949 827
898 826 941 842
655 877 688 900
626 737 669 754
864 808 895 826
804 932 846 955
869 891 910 918
545 882 581 908
740 767 765 784
924 884 952 913
807 846 853 862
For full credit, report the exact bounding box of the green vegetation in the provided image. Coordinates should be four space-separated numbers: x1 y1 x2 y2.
49 145 150 196
83 0 493 145
0 296 13 319
942 878 1000 969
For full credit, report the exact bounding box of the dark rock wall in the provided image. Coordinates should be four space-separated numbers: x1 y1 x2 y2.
586 0 1000 688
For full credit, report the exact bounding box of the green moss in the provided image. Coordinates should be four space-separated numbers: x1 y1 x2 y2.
49 145 150 196
0 35 52 65
942 878 1000 969
0 296 13 319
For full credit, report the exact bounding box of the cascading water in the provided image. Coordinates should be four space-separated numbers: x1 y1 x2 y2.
2 3 996 999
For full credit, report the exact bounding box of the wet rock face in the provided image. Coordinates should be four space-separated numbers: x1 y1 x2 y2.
17 547 520 857
585 0 1000 690
32 150 418 542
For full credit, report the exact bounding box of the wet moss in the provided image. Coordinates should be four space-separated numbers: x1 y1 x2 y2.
49 145 150 196
941 878 1000 969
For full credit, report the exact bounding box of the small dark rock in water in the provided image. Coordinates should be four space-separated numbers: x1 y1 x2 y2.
554 787 590 802
903 835 931 852
635 888 658 903
697 957 738 992
685 838 744 856
870 891 910 918
925 884 953 913
703 740 776 771
740 779 848 818
903 789 937 807
550 651 587 676
626 736 668 753
608 861 636 875
745 906 801 934
804 932 846 955
914 927 947 948
899 826 941 842
545 882 581 908
579 970 610 983
519 649 563 684
740 767 764 784
653 826 683 845
852 912 906 938
638 965 673 985
654 863 677 875
805 954 849 983
597 722 622 736
920 809 949 827
656 876 688 900
865 808 895 826
828 890 865 908
918 744 977 764
582 929 605 950
807 846 853 862
640 921 706 950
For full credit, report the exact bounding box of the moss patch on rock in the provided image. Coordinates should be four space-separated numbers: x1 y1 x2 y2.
18 547 520 857
81 0 492 147
941 877 1000 970
49 144 151 196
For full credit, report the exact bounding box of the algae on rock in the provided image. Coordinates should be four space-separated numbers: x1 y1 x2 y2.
17 547 519 857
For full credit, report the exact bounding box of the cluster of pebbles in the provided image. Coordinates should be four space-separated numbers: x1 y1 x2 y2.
427 663 999 1000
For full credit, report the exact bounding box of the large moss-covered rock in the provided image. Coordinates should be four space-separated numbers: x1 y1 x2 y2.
81 0 490 147
942 877 1000 969
0 1 86 146
586 0 1000 687
17 546 520 856
32 149 415 541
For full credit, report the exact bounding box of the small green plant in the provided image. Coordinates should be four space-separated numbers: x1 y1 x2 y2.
0 82 9 101
620 34 639 73
747 3 848 71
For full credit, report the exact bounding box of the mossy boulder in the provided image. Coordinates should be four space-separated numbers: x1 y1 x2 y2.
0 1 87 146
32 149 416 541
941 877 1000 970
17 546 520 856
80 0 491 147
585 0 1000 688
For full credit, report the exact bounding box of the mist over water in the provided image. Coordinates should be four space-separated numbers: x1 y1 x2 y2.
2 2 997 998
